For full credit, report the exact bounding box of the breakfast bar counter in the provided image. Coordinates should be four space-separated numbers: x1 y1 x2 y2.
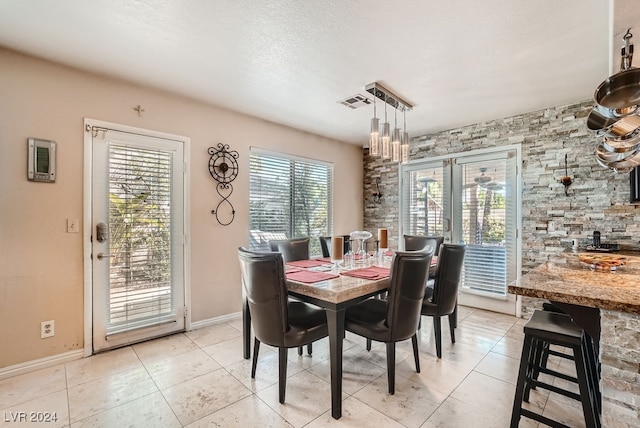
508 251 640 426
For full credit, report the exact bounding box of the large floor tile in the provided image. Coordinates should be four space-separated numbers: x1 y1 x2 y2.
225 351 304 393
422 396 538 428
144 348 221 389
306 396 405 428
451 371 546 423
307 352 386 395
132 332 198 363
353 372 447 427
474 351 521 384
0 366 66 409
0 389 69 428
185 395 293 428
65 346 142 387
256 370 333 427
162 369 251 425
185 323 242 348
67 365 158 423
72 391 180 428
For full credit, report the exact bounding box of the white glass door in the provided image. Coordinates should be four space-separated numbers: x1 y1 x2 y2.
91 126 186 352
401 148 520 314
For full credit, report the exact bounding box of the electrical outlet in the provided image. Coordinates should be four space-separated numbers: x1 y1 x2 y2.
41 320 54 338
67 218 79 233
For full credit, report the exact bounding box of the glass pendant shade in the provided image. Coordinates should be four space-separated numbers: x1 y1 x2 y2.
392 140 400 162
400 130 410 164
370 117 380 156
381 122 391 159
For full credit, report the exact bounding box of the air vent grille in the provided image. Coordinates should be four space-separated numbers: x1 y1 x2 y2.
337 94 371 109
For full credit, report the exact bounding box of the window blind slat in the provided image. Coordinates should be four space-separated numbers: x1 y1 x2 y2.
249 150 332 255
107 144 174 330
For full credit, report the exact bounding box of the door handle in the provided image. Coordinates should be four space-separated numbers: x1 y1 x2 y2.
96 252 114 260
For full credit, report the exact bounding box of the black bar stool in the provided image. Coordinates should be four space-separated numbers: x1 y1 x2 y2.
510 310 601 428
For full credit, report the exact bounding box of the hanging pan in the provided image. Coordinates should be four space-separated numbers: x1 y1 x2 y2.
594 29 640 112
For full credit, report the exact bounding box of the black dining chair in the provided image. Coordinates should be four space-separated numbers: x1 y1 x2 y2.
403 234 444 255
319 235 352 258
404 234 460 330
237 247 328 403
345 248 434 394
419 243 466 358
268 237 310 262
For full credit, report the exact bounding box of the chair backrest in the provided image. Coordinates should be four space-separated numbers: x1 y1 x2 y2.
386 248 434 341
403 235 444 255
319 235 351 258
268 237 310 262
319 236 331 258
430 243 466 316
237 247 288 347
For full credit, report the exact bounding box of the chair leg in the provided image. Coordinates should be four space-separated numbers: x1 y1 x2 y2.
451 301 458 328
366 338 372 351
251 338 261 378
307 343 312 355
411 333 420 373
278 348 288 404
433 317 442 358
386 342 396 394
298 346 303 355
448 312 456 343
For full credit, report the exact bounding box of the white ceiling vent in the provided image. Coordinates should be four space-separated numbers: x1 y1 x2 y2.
338 94 372 109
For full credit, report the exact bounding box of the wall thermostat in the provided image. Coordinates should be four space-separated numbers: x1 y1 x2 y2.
27 138 56 182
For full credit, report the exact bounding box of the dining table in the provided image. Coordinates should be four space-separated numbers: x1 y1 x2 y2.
242 254 437 419
242 256 391 419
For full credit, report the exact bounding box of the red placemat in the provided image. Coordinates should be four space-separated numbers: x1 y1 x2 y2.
341 266 390 280
286 270 340 283
286 259 333 268
285 265 302 273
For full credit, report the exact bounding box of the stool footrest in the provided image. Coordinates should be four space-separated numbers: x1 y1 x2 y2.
548 348 574 361
538 366 578 384
530 378 582 402
520 408 571 428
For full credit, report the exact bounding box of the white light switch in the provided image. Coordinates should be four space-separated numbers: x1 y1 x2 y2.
67 218 79 233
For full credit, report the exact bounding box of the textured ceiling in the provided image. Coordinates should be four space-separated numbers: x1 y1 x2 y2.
0 0 635 145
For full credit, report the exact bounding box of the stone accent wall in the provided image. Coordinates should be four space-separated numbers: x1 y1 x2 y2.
363 100 640 424
364 100 640 259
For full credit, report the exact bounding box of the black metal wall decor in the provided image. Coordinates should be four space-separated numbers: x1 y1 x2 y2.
208 143 239 225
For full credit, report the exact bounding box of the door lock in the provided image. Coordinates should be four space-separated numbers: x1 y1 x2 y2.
96 223 108 243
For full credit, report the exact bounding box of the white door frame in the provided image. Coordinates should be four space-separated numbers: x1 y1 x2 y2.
399 144 522 315
83 118 191 356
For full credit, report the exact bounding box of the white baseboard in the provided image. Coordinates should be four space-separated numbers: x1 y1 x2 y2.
189 311 241 331
0 349 84 381
0 312 242 381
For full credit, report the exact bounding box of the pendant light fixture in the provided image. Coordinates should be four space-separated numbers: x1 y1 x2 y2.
391 107 401 162
381 93 391 159
370 95 380 156
401 109 410 164
364 82 412 163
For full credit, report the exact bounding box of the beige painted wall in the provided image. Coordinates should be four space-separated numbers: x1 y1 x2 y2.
0 47 364 368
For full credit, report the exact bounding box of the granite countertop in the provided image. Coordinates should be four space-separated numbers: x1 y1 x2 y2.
508 251 640 315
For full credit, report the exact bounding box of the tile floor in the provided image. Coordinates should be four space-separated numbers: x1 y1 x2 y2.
0 306 588 427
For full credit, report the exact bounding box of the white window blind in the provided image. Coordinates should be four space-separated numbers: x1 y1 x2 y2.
249 150 332 255
108 144 175 331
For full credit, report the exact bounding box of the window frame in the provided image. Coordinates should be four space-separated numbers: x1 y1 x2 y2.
248 148 333 256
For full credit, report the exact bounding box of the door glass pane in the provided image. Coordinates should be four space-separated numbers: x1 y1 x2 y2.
460 159 508 297
404 167 445 237
107 144 174 332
